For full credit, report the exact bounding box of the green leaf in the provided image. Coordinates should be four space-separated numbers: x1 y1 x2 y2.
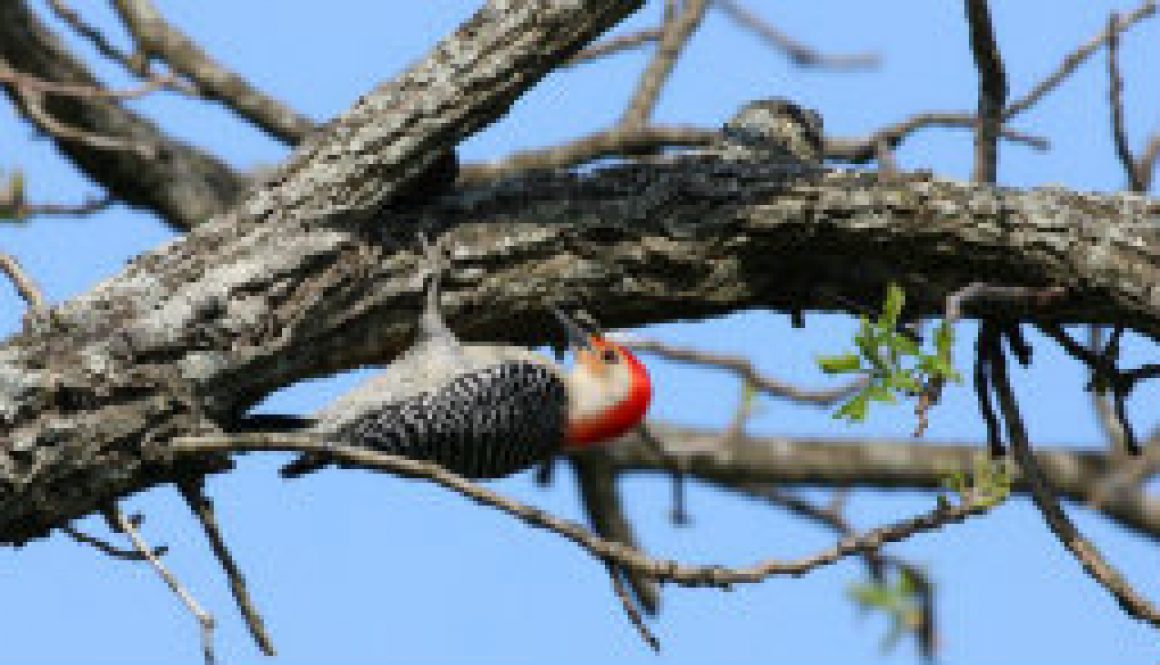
883 283 906 325
817 353 862 374
934 320 954 358
835 392 871 421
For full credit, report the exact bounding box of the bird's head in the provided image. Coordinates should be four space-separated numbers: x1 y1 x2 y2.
553 310 652 448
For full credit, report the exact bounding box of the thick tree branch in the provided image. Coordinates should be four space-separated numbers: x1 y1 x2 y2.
0 156 1158 543
0 0 647 544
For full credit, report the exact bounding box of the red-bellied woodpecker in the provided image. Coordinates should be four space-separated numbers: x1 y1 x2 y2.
305 237 652 479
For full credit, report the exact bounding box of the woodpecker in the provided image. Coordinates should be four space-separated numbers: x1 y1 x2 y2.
305 237 652 479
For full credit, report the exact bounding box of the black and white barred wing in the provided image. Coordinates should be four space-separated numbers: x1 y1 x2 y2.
333 361 568 479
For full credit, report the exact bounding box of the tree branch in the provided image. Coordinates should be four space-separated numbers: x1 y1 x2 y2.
110 0 315 144
964 0 1007 183
715 0 879 69
1 157 1159 542
599 425 1160 542
0 0 244 230
985 325 1160 627
620 0 709 128
167 434 997 588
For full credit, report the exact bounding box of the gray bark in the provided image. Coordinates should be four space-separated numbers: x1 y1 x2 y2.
1 0 1158 546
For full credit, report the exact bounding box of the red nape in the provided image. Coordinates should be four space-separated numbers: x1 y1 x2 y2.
564 349 652 447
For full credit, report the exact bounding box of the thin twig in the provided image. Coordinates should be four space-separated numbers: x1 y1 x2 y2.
2 196 112 222
110 507 217 665
111 0 315 143
570 28 665 64
63 524 167 560
964 0 1008 183
826 111 1048 164
170 434 996 588
715 0 879 69
605 561 661 651
12 85 155 157
178 478 276 657
1005 1 1156 119
460 126 717 182
620 0 710 129
0 62 176 100
985 331 1160 628
1106 13 1146 192
570 453 660 614
1136 133 1160 189
624 338 866 406
0 253 47 318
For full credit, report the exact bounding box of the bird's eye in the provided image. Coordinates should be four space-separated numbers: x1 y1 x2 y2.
601 348 619 364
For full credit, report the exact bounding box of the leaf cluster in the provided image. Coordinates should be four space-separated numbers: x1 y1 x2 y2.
817 284 960 423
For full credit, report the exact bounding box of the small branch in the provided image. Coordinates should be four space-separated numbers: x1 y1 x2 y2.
1106 13 1146 192
570 453 660 614
2 196 111 222
605 561 661 651
12 84 155 157
63 524 166 560
0 61 176 100
826 111 1048 164
169 434 996 589
964 0 1008 183
624 338 866 406
459 126 717 182
569 28 664 64
0 253 47 318
110 0 315 144
178 478 276 657
110 507 217 665
1005 1 1156 119
1136 133 1160 189
715 0 879 69
985 330 1160 628
944 283 1065 324
620 0 710 129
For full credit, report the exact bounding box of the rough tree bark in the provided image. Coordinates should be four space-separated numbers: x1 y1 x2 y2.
1 0 1158 552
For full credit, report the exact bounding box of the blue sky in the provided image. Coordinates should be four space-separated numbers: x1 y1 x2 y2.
2 1 1160 662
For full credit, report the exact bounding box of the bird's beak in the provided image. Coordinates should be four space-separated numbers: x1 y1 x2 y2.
551 307 594 351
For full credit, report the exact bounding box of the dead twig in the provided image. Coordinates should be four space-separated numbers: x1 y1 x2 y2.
169 434 997 589
605 561 661 651
570 28 665 64
964 0 1007 183
620 0 710 129
1106 13 1146 192
0 253 47 319
2 196 112 222
63 524 167 560
570 453 660 615
12 84 155 157
1005 1 1156 119
178 478 276 657
0 61 176 100
110 507 217 665
460 125 717 182
826 111 1048 164
715 0 879 69
985 326 1160 629
111 0 315 143
624 338 866 406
